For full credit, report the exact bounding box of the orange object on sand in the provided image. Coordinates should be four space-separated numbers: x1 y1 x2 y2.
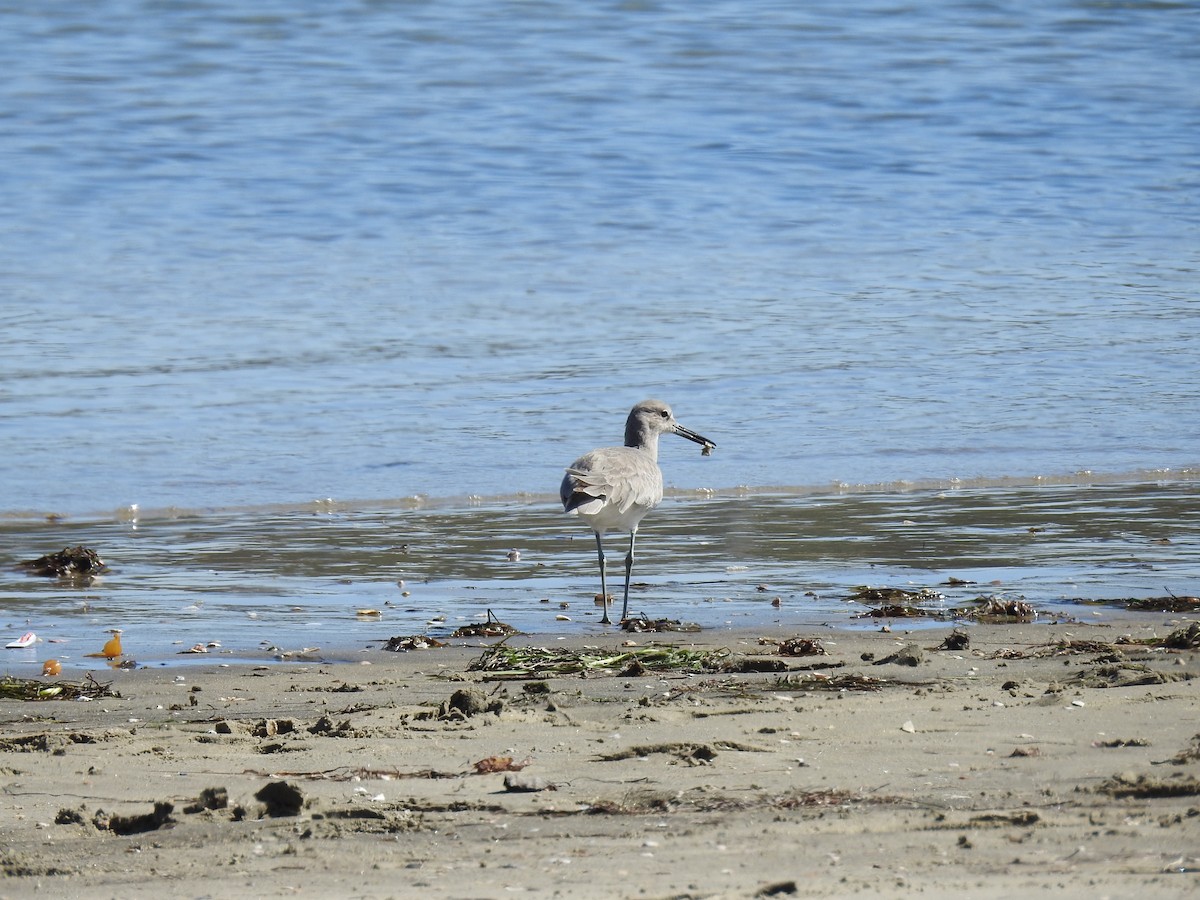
42 659 62 676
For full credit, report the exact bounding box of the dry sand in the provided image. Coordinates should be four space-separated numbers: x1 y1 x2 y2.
2 619 1199 899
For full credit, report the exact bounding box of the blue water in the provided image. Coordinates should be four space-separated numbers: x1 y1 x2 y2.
0 2 1198 668
1 0 1196 518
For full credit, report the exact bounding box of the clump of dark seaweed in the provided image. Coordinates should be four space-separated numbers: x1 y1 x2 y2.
849 585 951 619
17 546 107 579
452 609 520 638
1125 593 1200 613
1066 591 1199 613
954 595 1036 623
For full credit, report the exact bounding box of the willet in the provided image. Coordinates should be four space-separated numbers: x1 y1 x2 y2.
560 399 715 624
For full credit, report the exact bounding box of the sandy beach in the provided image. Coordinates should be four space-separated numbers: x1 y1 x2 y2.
2 618 1198 899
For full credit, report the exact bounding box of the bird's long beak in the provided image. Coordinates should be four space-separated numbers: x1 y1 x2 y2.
673 423 716 453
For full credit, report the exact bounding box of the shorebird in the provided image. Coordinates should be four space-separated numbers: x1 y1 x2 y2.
560 399 715 624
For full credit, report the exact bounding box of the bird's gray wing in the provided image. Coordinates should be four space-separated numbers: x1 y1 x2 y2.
561 448 660 515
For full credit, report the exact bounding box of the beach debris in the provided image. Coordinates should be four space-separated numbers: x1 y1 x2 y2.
958 596 1036 623
1116 624 1200 651
994 639 1143 662
1045 640 1117 656
84 630 123 660
873 643 924 667
1094 738 1151 749
855 603 948 619
1124 593 1200 613
16 545 107 579
307 716 353 736
469 644 730 679
182 787 229 814
618 655 649 676
54 808 87 826
621 615 702 633
42 659 62 676
242 764 461 783
772 672 886 692
97 801 175 835
598 740 766 765
448 688 499 717
101 631 123 658
773 637 828 656
472 755 529 775
255 780 305 817
356 608 382 618
1068 593 1200 613
1162 623 1200 650
0 673 117 702
252 718 297 737
852 587 1040 623
382 634 446 652
503 773 554 792
416 688 505 721
849 585 945 614
1069 664 1187 689
5 631 36 649
713 651 800 673
271 646 322 661
56 802 177 834
935 630 971 651
1096 772 1200 799
1009 746 1041 757
723 657 790 673
755 881 798 897
452 609 520 638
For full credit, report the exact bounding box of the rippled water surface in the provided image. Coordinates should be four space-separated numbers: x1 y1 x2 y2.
1 2 1196 664
1 479 1197 671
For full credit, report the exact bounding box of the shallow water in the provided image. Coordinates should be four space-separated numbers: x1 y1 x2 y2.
0 0 1196 518
2 478 1196 673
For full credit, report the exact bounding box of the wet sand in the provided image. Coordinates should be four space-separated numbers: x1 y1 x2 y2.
2 619 1198 899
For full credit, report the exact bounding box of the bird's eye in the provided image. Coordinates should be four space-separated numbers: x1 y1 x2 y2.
660 410 670 419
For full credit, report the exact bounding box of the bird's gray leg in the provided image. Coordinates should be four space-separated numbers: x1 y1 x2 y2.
621 528 637 622
594 532 611 625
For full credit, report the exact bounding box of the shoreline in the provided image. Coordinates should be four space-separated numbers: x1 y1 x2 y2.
4 465 1197 525
7 602 1195 673
3 621 1198 897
